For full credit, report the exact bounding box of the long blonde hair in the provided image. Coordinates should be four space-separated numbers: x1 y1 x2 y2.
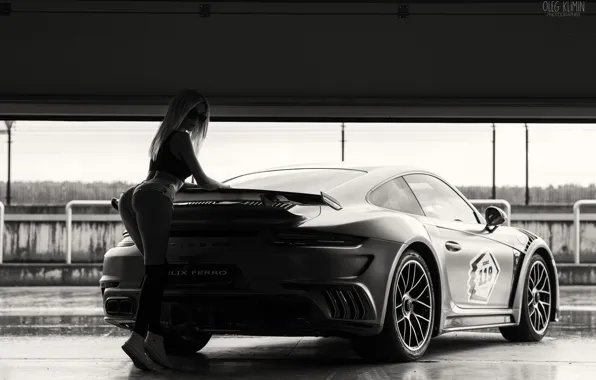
148 89 210 161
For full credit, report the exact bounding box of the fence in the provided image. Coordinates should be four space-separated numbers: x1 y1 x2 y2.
574 200 596 265
0 181 133 205
0 198 593 264
2 181 596 206
60 198 511 264
65 200 113 264
461 185 596 205
0 201 3 263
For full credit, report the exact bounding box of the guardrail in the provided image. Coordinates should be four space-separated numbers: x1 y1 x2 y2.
0 201 4 264
20 197 596 265
65 200 113 264
470 199 512 226
573 200 596 265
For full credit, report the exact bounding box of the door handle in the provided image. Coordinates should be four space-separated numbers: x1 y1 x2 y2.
445 241 461 252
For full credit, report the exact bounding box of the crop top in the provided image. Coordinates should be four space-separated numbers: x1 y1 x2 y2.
148 131 192 181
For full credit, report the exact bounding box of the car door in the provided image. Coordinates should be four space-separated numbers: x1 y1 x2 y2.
403 174 515 309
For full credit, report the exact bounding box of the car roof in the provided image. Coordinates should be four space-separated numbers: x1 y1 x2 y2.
227 162 474 209
259 162 430 177
246 163 446 202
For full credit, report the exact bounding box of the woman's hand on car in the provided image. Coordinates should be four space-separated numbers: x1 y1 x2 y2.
201 178 230 191
181 182 199 190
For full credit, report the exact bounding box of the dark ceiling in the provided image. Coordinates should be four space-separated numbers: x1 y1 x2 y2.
1 1 596 121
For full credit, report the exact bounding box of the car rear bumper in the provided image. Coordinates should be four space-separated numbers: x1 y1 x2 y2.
100 238 404 337
102 287 382 337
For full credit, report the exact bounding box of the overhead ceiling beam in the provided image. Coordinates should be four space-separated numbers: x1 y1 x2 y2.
2 96 596 123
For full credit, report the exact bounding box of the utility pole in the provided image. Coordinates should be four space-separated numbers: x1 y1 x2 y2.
492 123 496 199
525 123 530 206
0 121 13 205
341 123 346 161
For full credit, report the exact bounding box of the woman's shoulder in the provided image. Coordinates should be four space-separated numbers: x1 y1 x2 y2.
168 130 191 149
171 129 190 138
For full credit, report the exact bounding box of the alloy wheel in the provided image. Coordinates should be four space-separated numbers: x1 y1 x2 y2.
395 260 433 351
527 260 551 334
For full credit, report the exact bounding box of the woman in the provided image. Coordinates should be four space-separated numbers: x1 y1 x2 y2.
118 89 228 371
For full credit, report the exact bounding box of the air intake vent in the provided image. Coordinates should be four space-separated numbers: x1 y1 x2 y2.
524 236 536 253
518 229 537 253
323 287 367 320
175 200 295 210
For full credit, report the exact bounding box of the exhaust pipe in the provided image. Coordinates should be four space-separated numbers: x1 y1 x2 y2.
119 300 133 315
105 297 135 316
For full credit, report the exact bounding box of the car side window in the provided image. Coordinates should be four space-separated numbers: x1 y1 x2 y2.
404 174 479 224
369 177 425 216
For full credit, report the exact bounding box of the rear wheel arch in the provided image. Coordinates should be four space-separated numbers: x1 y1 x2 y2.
401 242 442 337
354 245 437 361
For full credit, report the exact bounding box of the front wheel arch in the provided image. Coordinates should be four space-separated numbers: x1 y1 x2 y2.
533 248 559 322
501 254 553 342
512 242 559 323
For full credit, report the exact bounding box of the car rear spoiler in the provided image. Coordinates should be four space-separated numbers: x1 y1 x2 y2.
176 188 343 210
111 189 343 211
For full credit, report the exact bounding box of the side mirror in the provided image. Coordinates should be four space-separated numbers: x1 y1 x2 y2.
111 197 119 211
485 206 507 227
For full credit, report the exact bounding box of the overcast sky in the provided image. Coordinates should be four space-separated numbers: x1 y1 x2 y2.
0 121 594 187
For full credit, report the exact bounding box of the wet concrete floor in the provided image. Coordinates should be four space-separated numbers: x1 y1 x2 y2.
1 286 595 379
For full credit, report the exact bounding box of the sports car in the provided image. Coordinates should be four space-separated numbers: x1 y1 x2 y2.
101 164 560 362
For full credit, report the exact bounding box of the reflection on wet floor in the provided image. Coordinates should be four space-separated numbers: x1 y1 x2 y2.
2 286 596 380
2 311 595 338
2 286 595 312
2 333 596 380
0 315 126 337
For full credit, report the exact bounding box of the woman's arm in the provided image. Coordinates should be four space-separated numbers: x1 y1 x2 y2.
181 181 199 190
171 132 228 190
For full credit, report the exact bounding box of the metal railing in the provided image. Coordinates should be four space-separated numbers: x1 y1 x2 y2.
0 201 4 264
65 200 113 264
470 199 512 226
27 197 596 265
573 200 596 265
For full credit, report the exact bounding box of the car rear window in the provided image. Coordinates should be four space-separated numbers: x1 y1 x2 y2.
224 169 365 194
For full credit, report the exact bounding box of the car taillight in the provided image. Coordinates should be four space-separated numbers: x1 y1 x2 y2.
272 231 365 247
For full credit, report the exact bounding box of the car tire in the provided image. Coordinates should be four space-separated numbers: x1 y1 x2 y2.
499 254 552 342
351 249 435 362
163 332 212 356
